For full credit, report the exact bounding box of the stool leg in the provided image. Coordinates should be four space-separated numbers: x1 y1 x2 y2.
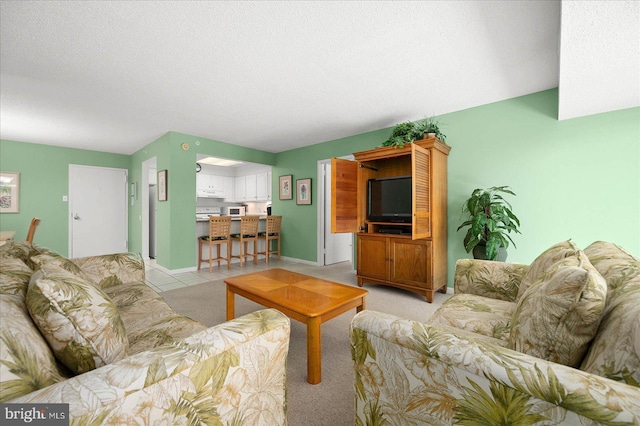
209 241 213 273
277 237 281 260
198 240 202 270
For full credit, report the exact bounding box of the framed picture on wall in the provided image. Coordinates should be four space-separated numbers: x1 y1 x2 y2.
279 175 292 200
0 171 20 213
158 170 168 201
296 178 311 205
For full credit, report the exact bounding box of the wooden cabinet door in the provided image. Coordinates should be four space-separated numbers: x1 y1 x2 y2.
331 157 359 233
411 143 431 240
357 235 389 281
390 238 431 288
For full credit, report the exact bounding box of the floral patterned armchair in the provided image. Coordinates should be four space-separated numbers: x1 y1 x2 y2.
351 240 640 424
1 242 290 424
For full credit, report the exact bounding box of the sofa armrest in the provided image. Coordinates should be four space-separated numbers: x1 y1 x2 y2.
11 309 290 425
72 252 145 289
351 310 640 425
454 258 528 302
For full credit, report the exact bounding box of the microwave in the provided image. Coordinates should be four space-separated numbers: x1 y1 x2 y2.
221 206 245 217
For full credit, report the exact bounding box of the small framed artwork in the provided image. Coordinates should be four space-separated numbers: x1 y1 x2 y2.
296 178 311 205
279 175 293 200
0 171 20 213
158 170 168 201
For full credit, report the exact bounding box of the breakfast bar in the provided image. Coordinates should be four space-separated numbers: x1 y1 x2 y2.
196 216 268 266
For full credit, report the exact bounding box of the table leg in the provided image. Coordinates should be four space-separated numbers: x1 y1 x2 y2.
307 316 321 384
357 296 366 312
226 286 235 321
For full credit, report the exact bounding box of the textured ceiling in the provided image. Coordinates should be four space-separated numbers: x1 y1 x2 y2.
1 1 638 155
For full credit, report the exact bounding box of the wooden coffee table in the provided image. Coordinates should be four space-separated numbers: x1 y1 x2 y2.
225 268 368 384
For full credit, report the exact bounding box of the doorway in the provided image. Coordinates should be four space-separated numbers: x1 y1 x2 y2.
141 157 157 260
317 158 353 266
68 165 128 258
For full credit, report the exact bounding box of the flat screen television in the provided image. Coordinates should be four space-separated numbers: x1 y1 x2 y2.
367 176 412 223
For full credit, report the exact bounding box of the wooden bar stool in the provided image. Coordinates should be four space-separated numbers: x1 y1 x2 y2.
230 216 260 267
258 215 282 263
26 217 41 243
198 216 232 272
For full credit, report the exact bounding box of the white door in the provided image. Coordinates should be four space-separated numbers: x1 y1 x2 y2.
69 165 128 258
322 161 353 265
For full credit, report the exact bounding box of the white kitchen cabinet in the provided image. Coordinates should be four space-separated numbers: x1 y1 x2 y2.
256 172 269 201
245 174 257 201
197 173 224 197
235 176 246 201
223 176 234 200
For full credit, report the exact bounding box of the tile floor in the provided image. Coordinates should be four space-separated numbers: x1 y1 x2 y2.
145 258 357 293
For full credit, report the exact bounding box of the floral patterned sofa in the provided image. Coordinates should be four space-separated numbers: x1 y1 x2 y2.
351 240 640 424
1 241 290 424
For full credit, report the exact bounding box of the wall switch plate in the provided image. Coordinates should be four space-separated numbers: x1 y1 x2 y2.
62 195 68 202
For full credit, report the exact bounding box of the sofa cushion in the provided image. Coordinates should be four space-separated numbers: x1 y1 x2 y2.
0 257 33 300
509 252 607 367
31 253 98 287
127 314 207 354
0 295 70 402
103 281 176 334
26 263 129 374
0 241 52 269
516 240 580 300
428 293 515 341
580 241 640 386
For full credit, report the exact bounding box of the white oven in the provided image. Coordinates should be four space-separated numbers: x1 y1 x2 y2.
221 206 246 217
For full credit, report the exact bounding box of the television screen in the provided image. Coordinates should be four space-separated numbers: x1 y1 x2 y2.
367 176 412 222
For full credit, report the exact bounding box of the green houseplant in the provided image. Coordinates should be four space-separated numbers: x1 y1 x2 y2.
457 186 521 261
381 117 447 148
416 116 447 142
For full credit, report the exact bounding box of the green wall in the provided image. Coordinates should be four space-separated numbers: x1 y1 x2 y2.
0 140 130 255
2 89 638 287
274 89 640 284
128 131 276 270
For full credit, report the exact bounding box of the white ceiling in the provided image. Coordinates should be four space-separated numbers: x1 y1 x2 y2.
1 1 638 155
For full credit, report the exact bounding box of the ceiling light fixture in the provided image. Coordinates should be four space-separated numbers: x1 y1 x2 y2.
198 157 243 167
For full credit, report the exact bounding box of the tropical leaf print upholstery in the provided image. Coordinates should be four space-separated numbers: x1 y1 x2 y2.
12 309 290 425
428 293 515 341
26 262 129 374
509 252 607 367
516 239 580 300
1 257 69 402
351 310 640 425
2 242 290 424
352 241 640 424
581 241 640 386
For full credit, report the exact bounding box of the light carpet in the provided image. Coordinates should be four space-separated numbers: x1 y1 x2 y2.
161 265 450 426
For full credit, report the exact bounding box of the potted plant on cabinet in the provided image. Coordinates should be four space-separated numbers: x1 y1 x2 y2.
380 117 447 148
457 186 521 261
417 116 447 142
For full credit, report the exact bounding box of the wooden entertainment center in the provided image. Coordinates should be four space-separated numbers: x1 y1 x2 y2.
332 137 451 302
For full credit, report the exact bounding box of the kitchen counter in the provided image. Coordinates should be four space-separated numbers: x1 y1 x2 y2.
196 216 269 266
196 215 268 222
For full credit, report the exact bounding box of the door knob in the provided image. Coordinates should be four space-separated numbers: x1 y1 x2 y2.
74 214 80 220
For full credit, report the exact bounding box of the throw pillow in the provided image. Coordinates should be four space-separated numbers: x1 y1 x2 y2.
509 252 607 367
26 263 129 374
31 253 98 287
516 240 580 300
